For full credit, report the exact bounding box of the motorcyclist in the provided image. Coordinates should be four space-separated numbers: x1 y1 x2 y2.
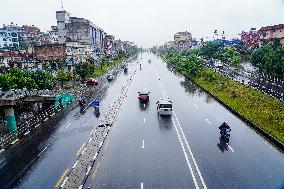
219 122 231 135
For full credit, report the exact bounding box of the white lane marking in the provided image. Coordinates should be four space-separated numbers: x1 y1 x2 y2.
194 104 198 109
143 118 146 123
99 141 103 148
93 152 98 160
81 148 86 155
205 119 212 125
171 117 199 188
142 140 144 149
173 112 207 189
88 138 93 143
227 144 235 152
65 123 71 128
141 182 143 189
155 67 207 188
262 141 276 151
86 166 92 176
143 104 146 108
61 177 69 188
72 160 78 168
38 146 48 157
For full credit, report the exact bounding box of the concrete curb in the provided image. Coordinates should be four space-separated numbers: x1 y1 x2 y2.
182 72 284 152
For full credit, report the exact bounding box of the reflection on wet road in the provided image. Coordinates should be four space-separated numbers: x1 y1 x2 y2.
85 53 284 189
1 53 284 189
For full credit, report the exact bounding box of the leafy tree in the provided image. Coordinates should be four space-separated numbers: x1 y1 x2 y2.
0 74 14 91
75 62 95 79
251 42 284 76
55 70 73 87
31 71 55 90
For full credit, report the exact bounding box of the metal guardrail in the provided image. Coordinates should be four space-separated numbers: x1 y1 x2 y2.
0 101 74 153
0 89 55 100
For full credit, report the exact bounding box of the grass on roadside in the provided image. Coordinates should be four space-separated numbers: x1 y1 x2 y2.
194 68 284 143
92 58 124 78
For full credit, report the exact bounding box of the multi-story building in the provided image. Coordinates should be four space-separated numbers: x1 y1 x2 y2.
34 44 66 63
56 10 105 54
48 26 59 44
240 28 260 48
258 24 284 47
62 42 96 64
104 34 115 56
174 31 192 49
0 51 33 68
1 24 42 50
0 29 19 49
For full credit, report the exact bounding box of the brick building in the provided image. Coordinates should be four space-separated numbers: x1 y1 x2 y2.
34 44 66 63
258 24 284 47
240 28 260 48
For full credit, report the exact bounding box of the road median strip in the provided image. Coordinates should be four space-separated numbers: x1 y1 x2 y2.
60 69 136 189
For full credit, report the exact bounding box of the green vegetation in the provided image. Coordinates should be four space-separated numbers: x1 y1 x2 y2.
0 68 55 91
195 69 284 143
75 62 95 79
161 49 284 144
251 40 284 76
199 42 241 67
55 70 73 87
92 57 124 77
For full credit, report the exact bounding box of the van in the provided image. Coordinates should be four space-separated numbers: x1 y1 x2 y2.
156 98 172 116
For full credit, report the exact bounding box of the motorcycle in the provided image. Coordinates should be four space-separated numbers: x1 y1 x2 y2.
219 122 231 143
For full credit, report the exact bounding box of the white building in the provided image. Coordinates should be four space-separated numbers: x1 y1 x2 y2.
48 26 59 44
0 29 19 49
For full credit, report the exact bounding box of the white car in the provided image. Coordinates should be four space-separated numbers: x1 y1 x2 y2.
156 98 172 116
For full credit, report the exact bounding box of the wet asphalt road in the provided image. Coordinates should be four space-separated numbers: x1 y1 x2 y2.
1 53 284 189
84 53 284 189
0 61 133 188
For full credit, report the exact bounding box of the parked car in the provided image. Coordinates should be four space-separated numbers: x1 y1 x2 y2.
84 78 98 86
138 91 150 103
156 98 172 116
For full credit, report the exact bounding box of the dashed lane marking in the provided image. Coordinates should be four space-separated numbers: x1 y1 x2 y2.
227 144 235 152
55 169 69 188
142 140 145 149
38 146 47 157
143 118 146 123
141 182 144 189
65 123 71 128
76 143 86 156
205 119 212 125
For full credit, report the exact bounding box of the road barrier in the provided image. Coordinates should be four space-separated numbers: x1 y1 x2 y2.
0 100 74 153
60 69 137 189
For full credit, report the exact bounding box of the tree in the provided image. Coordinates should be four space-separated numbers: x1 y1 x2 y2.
55 70 73 87
75 62 94 79
31 70 55 90
0 74 14 91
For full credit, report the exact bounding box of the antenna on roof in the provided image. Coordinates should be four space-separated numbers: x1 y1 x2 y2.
60 0 64 10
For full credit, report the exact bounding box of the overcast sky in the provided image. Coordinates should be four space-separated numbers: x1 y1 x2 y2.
1 0 284 47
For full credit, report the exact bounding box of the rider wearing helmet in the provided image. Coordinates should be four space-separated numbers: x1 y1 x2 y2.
219 122 231 134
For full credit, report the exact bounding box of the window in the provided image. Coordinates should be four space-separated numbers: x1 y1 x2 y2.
4 44 7 47
12 38 18 42
11 32 17 37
